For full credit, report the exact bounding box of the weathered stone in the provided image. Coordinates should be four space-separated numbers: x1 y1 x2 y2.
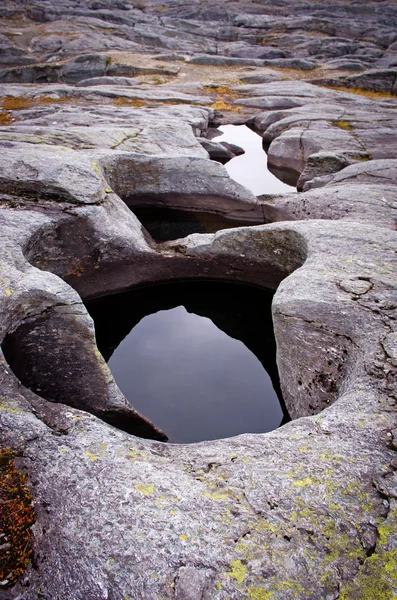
314 68 397 95
61 53 109 83
297 152 351 191
238 71 282 85
197 137 236 163
102 153 259 219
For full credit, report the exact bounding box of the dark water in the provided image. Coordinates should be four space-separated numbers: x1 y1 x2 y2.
86 280 288 444
133 207 264 242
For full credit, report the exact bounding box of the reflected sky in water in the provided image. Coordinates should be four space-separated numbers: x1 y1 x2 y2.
217 124 295 195
109 306 283 443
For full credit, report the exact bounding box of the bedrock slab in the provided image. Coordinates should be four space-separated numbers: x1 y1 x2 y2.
0 74 396 597
0 210 396 600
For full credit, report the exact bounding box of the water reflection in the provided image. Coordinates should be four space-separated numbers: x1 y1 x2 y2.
217 124 295 195
87 280 288 444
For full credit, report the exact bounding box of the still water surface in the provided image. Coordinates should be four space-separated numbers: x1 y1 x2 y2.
87 281 286 443
217 124 295 195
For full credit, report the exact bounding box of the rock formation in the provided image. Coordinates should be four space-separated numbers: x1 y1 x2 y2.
0 0 396 598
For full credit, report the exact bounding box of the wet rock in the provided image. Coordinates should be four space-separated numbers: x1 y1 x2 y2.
2 304 166 440
221 141 244 156
198 138 244 164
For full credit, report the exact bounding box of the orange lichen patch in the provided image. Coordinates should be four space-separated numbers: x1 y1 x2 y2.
325 85 396 99
1 97 33 111
0 448 36 588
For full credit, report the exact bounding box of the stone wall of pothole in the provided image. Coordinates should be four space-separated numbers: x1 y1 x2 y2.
86 279 289 443
12 201 321 442
1 305 168 441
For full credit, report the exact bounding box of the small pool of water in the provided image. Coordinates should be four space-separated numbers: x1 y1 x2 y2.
133 207 264 242
87 280 288 444
216 124 296 195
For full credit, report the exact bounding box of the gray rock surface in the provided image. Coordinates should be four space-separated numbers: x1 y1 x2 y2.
0 0 396 598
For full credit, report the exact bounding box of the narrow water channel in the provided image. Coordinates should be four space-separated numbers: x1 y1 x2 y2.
216 124 295 195
87 281 287 444
132 124 294 242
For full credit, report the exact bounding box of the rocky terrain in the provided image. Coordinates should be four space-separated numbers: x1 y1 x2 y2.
0 0 396 598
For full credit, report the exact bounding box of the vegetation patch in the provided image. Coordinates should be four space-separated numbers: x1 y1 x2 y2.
0 448 36 588
113 97 147 107
332 120 353 130
1 97 33 111
36 96 70 104
325 86 397 100
205 85 243 112
0 112 13 125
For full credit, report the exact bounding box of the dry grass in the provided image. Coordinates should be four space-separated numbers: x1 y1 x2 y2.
36 96 69 104
325 85 397 100
210 98 242 112
0 111 13 125
332 120 353 130
112 97 203 108
112 97 147 107
1 97 33 110
0 448 36 589
205 85 243 112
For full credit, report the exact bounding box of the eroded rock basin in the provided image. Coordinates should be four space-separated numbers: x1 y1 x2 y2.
86 280 287 443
